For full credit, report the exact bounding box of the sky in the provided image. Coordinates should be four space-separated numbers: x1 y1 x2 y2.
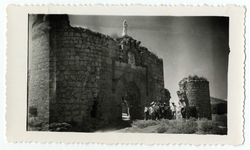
69 15 229 103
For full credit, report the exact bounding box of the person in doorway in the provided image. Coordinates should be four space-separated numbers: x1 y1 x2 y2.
122 94 130 120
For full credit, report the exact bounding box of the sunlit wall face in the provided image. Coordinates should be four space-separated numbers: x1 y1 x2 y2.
69 15 229 102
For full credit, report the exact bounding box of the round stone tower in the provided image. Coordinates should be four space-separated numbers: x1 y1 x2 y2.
177 76 212 120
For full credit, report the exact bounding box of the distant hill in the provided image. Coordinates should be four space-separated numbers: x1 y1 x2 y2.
210 97 227 104
210 97 227 115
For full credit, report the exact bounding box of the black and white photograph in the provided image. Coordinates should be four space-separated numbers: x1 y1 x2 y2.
27 14 229 134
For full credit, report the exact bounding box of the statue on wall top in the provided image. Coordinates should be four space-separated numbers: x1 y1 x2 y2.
122 20 128 37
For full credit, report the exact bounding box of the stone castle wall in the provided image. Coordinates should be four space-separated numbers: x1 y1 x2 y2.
28 14 168 131
28 15 51 128
48 15 105 127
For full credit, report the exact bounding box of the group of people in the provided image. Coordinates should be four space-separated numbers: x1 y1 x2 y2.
144 101 172 120
144 101 187 120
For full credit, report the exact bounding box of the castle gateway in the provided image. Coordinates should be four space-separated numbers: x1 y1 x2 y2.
28 15 170 131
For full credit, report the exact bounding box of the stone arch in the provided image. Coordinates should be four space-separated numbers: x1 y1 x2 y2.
115 72 146 120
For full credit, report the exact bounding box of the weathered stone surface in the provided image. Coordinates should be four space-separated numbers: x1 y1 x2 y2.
28 15 51 126
28 14 170 132
177 76 212 120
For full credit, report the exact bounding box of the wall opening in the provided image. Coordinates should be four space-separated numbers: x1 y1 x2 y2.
122 95 130 121
119 82 141 121
29 107 38 117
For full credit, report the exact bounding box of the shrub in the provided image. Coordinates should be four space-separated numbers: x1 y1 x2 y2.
217 103 227 115
159 119 170 126
132 120 159 129
165 119 198 134
189 117 197 121
199 120 227 135
181 119 198 134
157 126 168 133
212 114 227 126
132 119 198 134
200 118 209 121
211 103 227 115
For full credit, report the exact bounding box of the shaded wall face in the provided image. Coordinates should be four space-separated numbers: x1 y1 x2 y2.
49 15 105 127
153 59 165 101
28 15 51 126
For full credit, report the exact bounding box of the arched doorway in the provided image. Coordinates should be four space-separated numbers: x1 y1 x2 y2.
116 81 141 121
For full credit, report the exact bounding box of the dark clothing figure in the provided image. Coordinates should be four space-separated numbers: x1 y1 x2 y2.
154 105 160 120
163 105 169 119
168 109 173 119
145 111 149 120
144 106 149 120
159 105 164 119
181 107 186 119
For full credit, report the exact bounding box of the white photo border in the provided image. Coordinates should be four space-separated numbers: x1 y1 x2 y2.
6 5 245 145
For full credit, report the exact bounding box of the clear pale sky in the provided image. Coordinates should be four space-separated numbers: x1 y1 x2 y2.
69 15 229 103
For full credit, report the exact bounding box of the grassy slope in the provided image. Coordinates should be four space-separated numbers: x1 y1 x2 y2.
115 118 227 135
